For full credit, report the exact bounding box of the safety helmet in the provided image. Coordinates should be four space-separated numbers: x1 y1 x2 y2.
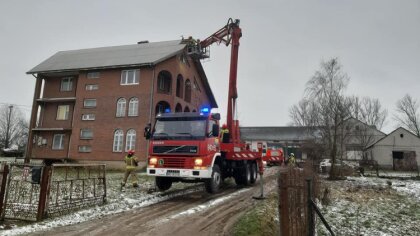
290 153 295 156
128 150 135 155
222 124 227 129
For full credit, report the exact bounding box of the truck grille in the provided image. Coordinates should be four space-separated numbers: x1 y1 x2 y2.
161 158 186 168
153 145 198 154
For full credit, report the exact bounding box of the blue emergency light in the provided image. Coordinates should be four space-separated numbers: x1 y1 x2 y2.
200 107 210 113
164 108 171 113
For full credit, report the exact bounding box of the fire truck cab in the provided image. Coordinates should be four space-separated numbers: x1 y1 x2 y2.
146 109 224 193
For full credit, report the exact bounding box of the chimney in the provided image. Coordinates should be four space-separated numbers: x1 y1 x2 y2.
137 40 149 44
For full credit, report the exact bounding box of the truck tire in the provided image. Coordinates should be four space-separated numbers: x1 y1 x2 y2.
250 162 258 184
156 177 172 191
205 164 222 193
234 162 251 186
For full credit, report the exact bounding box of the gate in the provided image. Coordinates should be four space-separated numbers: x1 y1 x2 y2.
0 163 106 221
1 163 47 221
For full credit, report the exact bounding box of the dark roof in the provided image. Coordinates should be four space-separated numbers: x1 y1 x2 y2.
240 126 315 141
27 40 185 74
27 40 218 108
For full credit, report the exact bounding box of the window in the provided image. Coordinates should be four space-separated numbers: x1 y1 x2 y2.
87 72 100 79
121 69 139 85
208 120 217 137
116 98 126 117
128 98 139 116
52 134 65 150
84 99 96 108
80 129 93 139
157 71 172 94
86 84 98 90
184 79 192 102
61 77 73 91
82 114 95 121
176 74 184 98
78 145 92 153
125 129 136 151
56 105 70 120
193 78 201 92
113 129 124 152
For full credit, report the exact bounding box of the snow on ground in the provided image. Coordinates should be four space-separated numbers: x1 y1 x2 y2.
317 175 420 236
0 172 204 236
160 188 250 222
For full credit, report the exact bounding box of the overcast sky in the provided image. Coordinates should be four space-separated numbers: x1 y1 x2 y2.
0 0 419 133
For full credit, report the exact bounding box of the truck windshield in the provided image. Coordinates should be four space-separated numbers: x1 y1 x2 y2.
152 118 207 140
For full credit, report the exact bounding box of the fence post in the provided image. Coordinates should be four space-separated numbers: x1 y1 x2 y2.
279 172 289 236
37 166 51 221
0 165 9 220
307 178 315 236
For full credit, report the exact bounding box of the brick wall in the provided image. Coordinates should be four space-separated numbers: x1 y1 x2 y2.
31 54 213 162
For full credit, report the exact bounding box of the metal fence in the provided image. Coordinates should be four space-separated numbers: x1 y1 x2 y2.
47 164 106 218
0 163 106 222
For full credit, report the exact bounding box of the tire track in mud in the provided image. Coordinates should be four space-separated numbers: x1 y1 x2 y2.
36 167 280 236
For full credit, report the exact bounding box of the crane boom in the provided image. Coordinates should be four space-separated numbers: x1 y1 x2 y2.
198 18 242 144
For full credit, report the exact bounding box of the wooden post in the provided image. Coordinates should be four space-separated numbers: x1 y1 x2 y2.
279 172 289 236
307 178 315 236
0 165 9 220
37 166 51 221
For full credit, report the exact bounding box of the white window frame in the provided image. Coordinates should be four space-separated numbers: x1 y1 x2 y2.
113 129 124 152
125 129 136 151
85 84 99 91
116 98 126 117
80 129 93 139
52 134 65 150
78 145 92 153
82 114 95 121
56 105 70 120
87 72 100 79
84 99 97 108
60 77 73 91
120 69 139 85
128 97 139 116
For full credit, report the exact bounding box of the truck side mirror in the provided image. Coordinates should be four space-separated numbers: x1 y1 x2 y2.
212 124 219 137
144 123 152 140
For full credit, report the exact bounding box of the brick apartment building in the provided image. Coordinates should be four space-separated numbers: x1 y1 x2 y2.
26 40 217 162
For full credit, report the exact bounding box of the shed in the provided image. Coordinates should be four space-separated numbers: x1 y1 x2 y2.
365 127 420 170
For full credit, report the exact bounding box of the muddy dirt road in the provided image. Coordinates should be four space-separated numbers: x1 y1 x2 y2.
37 167 280 236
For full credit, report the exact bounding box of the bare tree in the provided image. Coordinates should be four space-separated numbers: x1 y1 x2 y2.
0 105 29 152
290 58 351 179
395 94 420 137
347 96 388 152
348 96 387 130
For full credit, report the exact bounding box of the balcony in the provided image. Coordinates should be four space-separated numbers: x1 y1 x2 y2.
36 97 76 103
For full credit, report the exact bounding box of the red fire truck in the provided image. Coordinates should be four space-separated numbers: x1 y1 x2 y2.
264 148 285 166
145 19 265 193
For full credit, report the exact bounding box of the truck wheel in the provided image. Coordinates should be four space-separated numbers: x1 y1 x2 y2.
235 162 251 186
250 162 258 184
205 164 222 193
156 177 172 191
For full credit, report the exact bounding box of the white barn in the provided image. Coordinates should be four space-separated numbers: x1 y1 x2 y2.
365 127 420 170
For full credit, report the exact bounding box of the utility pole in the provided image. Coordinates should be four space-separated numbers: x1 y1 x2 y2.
5 105 13 149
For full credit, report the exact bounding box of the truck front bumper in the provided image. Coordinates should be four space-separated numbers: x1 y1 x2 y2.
147 167 212 179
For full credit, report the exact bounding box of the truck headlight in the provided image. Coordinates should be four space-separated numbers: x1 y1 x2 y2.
194 158 203 166
149 157 158 165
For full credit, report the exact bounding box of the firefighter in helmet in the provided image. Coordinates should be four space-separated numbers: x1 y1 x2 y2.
220 124 229 143
288 153 296 167
121 150 139 188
